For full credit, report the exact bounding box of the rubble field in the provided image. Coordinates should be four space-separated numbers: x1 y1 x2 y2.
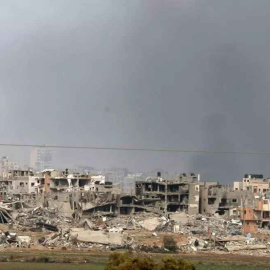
1 200 270 257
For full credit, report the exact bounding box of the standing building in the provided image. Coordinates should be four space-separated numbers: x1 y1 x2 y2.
123 173 144 192
0 169 38 197
105 168 128 184
234 174 270 195
30 148 53 171
0 157 18 178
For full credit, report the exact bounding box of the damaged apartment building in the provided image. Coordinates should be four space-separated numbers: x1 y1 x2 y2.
239 196 270 234
26 171 202 218
200 181 254 218
120 173 201 215
199 174 270 218
0 169 42 202
0 168 122 219
1 168 266 224
44 169 121 219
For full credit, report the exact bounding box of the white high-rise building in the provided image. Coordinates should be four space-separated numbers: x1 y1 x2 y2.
30 148 53 171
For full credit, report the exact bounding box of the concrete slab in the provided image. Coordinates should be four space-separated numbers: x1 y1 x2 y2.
70 229 123 245
139 217 160 231
170 212 188 225
226 244 267 252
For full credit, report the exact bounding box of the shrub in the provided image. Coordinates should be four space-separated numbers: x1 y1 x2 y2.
62 257 72 263
163 235 178 252
105 252 195 270
160 257 196 270
105 252 157 270
35 256 50 263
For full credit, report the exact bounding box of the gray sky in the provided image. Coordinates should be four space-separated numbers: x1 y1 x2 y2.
1 0 270 183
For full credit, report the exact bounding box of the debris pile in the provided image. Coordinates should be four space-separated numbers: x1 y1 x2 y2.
0 203 13 224
15 206 73 231
0 230 31 248
0 198 270 256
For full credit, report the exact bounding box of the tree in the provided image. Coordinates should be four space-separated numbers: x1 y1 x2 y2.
163 235 178 252
105 252 195 270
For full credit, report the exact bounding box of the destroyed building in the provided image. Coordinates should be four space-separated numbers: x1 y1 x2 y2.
43 170 121 219
240 206 259 234
257 196 270 228
240 194 270 234
3 167 270 256
134 173 200 215
48 170 121 194
200 182 254 217
0 169 38 198
0 168 267 225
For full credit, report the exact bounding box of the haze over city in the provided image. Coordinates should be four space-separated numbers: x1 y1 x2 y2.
2 2 270 269
1 0 270 183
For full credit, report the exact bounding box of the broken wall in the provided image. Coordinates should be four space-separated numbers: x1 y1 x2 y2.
188 183 200 215
200 184 254 217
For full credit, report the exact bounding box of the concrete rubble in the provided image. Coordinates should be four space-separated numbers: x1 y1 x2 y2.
0 199 270 256
226 244 267 252
139 217 163 231
69 229 127 245
1 171 270 256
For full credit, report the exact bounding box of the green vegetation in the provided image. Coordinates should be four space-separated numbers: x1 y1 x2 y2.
0 262 105 270
0 261 270 270
0 251 270 270
196 266 269 270
105 252 195 270
163 235 178 252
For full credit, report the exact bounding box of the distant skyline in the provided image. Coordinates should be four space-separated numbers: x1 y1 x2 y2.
0 148 268 184
1 1 270 183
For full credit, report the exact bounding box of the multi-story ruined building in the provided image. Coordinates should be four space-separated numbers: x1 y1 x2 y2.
133 173 200 215
1 167 267 227
0 169 38 197
41 170 122 218
240 206 259 234
200 182 254 217
240 194 270 233
48 170 120 194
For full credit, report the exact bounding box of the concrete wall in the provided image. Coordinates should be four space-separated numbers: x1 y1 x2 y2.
45 172 50 194
48 193 73 218
11 176 38 194
234 182 243 191
257 199 270 211
135 179 200 214
188 183 200 215
200 185 254 216
242 220 258 234
200 185 227 215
